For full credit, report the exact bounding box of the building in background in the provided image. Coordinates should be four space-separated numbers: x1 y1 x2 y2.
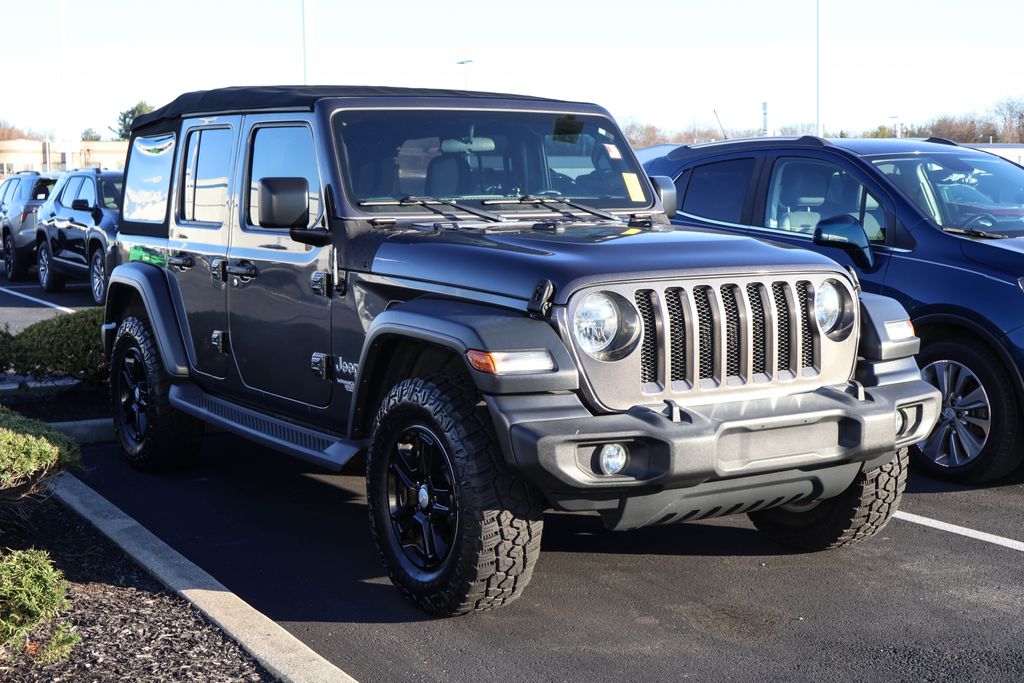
969 144 1024 164
0 139 128 177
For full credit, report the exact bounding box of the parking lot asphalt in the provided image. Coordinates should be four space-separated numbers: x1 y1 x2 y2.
75 434 1024 683
0 278 95 333
10 280 1024 680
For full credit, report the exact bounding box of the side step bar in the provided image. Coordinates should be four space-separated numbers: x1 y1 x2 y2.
168 383 364 470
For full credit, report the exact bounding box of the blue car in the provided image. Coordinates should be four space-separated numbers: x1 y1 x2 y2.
643 136 1024 482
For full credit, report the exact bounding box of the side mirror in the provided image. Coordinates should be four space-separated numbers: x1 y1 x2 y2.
649 175 677 219
813 214 875 270
257 177 309 229
71 198 92 211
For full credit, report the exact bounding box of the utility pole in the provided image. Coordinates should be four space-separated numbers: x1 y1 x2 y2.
456 59 473 90
762 101 768 136
300 0 308 85
815 0 821 136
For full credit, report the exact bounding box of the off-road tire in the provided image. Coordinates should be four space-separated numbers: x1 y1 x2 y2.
748 448 908 551
3 233 29 281
37 240 65 292
109 314 204 471
911 338 1022 483
366 375 544 616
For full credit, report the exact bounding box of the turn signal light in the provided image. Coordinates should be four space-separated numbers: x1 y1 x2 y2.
466 350 556 375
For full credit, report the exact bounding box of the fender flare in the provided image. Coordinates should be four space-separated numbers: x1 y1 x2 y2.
102 262 190 378
349 298 579 436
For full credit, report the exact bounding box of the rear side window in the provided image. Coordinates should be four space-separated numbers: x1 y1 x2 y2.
247 125 321 228
101 178 123 210
31 178 55 200
2 178 21 204
123 133 176 223
681 158 755 223
181 128 233 225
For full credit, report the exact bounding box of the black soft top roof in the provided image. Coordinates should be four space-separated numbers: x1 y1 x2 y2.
132 85 586 132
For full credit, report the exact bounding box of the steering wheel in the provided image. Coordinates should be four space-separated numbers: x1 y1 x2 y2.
963 213 998 230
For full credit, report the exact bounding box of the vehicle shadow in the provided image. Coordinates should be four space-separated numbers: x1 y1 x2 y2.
905 463 1024 493
76 432 797 627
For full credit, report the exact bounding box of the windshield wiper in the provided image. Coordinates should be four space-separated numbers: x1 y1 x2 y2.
357 196 506 223
482 195 623 222
942 226 1007 239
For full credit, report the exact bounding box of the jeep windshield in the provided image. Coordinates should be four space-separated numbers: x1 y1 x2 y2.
333 109 653 217
871 152 1024 236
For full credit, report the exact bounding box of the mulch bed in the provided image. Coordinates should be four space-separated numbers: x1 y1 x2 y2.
0 382 111 423
0 496 275 682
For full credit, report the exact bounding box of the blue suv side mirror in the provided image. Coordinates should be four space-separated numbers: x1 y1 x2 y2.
813 214 875 270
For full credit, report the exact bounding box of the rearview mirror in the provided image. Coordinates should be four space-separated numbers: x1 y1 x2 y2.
813 214 875 270
258 177 309 229
71 198 92 211
649 175 677 219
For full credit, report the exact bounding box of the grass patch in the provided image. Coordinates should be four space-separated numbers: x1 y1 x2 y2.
0 549 71 660
0 406 79 501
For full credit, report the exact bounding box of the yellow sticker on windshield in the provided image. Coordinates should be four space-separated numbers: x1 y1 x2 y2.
622 172 645 202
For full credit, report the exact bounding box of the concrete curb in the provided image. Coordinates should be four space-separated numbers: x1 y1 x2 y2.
0 377 78 398
52 474 357 683
49 418 115 444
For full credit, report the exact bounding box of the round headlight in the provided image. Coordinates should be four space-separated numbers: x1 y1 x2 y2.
573 292 619 355
815 281 842 333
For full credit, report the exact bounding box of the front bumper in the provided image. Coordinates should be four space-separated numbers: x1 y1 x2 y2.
487 371 940 529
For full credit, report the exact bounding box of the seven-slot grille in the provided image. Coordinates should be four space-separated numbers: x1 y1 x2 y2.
634 280 818 391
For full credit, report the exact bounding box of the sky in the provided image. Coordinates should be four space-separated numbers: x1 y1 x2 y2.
2 0 1023 141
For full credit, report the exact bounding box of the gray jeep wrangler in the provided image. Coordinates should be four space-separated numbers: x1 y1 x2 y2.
103 86 941 616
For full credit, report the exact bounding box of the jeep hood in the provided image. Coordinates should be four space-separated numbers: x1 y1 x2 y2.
371 224 848 305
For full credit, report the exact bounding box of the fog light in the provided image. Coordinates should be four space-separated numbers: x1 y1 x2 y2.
599 443 629 475
895 409 906 435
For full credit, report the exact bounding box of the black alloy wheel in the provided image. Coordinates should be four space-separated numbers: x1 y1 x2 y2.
387 426 459 571
115 346 150 448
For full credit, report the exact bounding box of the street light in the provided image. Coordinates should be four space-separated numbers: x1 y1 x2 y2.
456 59 473 90
888 115 901 138
815 0 821 136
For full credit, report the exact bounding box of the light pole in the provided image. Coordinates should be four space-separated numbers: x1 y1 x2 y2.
888 115 901 138
815 0 821 136
456 59 473 90
300 0 308 85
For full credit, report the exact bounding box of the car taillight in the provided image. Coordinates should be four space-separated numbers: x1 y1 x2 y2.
20 209 33 222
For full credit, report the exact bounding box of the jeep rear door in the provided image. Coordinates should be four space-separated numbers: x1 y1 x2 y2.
225 115 333 410
166 117 240 381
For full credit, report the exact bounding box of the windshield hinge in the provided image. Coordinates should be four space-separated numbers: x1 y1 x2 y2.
369 217 397 229
527 279 555 320
627 213 655 228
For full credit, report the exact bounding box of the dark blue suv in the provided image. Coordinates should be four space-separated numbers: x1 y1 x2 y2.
643 136 1024 483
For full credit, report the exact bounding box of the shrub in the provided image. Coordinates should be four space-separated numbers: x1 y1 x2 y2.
6 308 107 384
0 326 14 374
0 406 80 503
0 549 73 661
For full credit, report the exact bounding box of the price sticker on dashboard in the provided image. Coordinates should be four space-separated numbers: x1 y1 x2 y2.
622 172 645 202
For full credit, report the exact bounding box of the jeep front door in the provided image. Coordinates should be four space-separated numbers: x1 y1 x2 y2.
167 119 239 380
226 117 332 408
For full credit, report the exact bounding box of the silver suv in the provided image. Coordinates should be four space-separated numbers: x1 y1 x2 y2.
0 171 58 280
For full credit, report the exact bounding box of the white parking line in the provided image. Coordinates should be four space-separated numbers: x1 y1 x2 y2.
0 282 87 289
0 285 76 313
895 511 1024 552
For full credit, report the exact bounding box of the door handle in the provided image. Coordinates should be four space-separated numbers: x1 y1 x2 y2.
225 262 257 278
167 253 194 268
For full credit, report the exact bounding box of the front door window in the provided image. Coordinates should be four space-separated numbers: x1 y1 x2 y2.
764 158 886 243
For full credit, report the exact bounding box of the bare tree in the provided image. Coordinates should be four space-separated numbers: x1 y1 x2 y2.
993 97 1024 143
0 121 45 141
